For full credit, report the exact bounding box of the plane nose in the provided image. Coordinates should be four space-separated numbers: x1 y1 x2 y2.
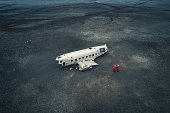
56 57 58 61
56 57 60 61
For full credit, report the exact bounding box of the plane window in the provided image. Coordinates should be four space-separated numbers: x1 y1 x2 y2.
92 54 94 56
79 58 81 60
95 53 97 55
75 59 77 61
63 62 65 66
82 57 84 59
86 56 88 58
71 60 73 62
89 55 91 57
60 60 62 63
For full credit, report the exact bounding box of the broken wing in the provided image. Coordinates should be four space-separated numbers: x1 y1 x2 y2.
78 60 98 71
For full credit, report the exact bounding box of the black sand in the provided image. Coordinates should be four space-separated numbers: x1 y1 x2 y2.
0 0 170 113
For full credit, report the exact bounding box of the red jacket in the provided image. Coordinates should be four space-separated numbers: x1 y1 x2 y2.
113 66 116 70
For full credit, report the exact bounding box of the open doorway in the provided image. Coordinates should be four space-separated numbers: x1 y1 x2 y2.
63 62 65 66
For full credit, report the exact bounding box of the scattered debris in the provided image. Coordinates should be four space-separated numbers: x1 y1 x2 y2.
25 40 32 43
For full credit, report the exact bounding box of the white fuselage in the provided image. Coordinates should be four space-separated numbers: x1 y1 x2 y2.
56 44 108 66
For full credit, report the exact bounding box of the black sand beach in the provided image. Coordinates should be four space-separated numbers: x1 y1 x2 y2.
0 0 170 113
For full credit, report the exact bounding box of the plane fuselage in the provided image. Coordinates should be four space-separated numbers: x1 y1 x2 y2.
56 44 108 70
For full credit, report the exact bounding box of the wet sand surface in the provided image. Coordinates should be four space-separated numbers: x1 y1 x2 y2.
0 0 170 113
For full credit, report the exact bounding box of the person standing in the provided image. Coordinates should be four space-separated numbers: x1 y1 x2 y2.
117 65 120 72
113 65 116 72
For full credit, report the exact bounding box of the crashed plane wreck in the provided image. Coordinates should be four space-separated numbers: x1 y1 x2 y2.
56 44 108 71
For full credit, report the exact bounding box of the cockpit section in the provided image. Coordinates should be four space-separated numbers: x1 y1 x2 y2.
99 45 108 53
100 48 105 52
56 56 63 64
